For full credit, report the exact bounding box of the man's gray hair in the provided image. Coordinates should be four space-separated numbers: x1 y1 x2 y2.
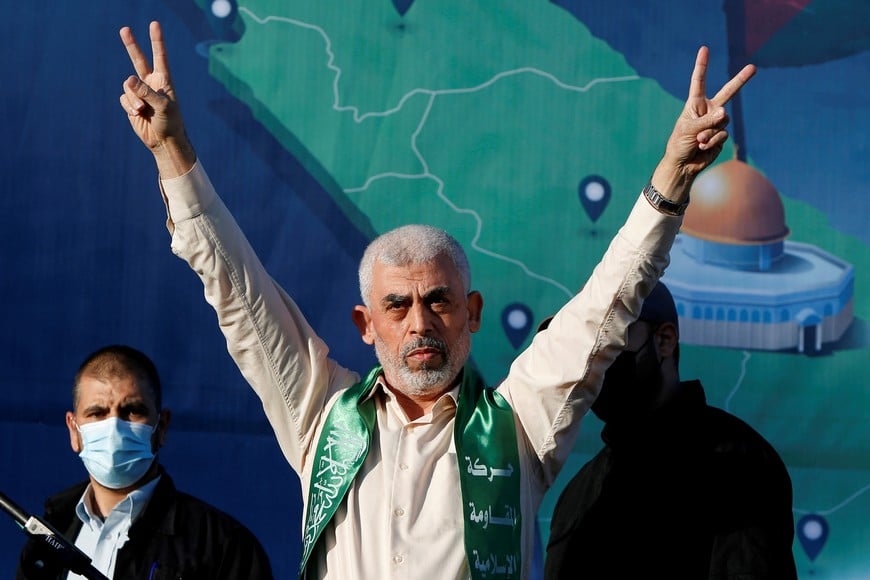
359 224 471 306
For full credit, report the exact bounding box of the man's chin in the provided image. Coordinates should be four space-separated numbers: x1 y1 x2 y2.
397 367 455 395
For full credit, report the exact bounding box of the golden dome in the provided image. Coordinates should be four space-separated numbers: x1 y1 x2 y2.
682 159 789 245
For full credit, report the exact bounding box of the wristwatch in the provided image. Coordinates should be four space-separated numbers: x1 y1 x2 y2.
642 182 689 216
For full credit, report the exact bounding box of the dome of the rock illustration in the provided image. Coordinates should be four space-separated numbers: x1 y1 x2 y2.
682 159 789 244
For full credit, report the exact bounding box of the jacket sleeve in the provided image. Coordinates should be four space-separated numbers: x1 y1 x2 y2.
497 194 682 487
707 433 798 579
15 538 64 580
159 162 360 472
213 522 275 580
15 485 86 580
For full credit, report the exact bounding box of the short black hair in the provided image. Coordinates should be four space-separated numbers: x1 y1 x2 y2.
73 345 162 411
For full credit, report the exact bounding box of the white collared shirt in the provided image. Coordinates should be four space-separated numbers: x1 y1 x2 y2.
312 378 466 578
67 477 160 580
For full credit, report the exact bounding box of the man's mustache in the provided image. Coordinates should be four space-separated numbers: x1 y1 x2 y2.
401 336 448 358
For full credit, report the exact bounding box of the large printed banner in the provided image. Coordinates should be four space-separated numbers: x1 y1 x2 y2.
1 1 867 577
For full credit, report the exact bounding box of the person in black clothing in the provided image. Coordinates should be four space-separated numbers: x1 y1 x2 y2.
543 282 797 579
16 345 273 579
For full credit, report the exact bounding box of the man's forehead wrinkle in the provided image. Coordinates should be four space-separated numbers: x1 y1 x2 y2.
78 378 148 403
82 392 145 405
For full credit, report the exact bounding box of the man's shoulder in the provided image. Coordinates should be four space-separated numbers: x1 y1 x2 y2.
702 404 774 447
43 480 89 517
697 402 790 482
685 382 777 448
167 488 261 538
125 475 273 578
172 490 238 519
143 471 261 541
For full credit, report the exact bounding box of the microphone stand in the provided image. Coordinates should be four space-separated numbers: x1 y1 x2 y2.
0 491 109 580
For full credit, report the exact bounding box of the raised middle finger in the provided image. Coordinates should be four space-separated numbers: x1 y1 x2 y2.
148 21 172 78
711 63 757 107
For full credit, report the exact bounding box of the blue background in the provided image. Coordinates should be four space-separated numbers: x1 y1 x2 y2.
1 1 867 578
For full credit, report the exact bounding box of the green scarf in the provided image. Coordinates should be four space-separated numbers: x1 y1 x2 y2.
299 364 522 578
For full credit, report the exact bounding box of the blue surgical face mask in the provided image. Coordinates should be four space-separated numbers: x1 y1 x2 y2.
76 417 157 489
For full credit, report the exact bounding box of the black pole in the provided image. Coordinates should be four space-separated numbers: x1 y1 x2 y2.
723 0 749 161
0 491 110 580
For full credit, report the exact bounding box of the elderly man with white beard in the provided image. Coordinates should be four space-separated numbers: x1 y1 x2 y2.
118 21 755 579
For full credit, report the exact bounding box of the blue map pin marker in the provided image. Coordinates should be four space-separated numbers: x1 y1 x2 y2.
578 175 611 223
195 0 240 57
501 303 534 349
392 0 414 16
797 514 829 562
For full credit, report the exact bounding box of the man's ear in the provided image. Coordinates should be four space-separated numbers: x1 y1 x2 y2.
154 408 171 451
66 412 81 454
654 322 679 359
467 291 483 333
352 305 375 345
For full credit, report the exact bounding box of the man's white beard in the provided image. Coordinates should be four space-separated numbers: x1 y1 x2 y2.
374 333 471 398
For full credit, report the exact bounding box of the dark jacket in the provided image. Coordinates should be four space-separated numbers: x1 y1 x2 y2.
544 380 797 579
16 468 273 580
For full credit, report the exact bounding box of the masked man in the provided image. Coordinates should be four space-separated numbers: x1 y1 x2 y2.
544 283 797 578
16 345 273 580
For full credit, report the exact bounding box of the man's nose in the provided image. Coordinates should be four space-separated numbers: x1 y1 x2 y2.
408 302 434 335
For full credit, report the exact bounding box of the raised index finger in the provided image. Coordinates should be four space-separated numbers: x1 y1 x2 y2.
120 25 152 79
148 21 172 79
687 46 710 101
711 63 757 107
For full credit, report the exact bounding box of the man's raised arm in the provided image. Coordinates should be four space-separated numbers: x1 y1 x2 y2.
501 46 756 484
115 21 360 472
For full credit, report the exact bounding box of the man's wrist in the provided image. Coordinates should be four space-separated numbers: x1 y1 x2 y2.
642 182 689 216
153 136 197 179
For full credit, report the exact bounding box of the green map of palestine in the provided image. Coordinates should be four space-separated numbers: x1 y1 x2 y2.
205 0 686 383
200 0 869 571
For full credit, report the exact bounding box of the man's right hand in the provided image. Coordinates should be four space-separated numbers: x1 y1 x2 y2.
649 46 756 206
119 21 195 178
